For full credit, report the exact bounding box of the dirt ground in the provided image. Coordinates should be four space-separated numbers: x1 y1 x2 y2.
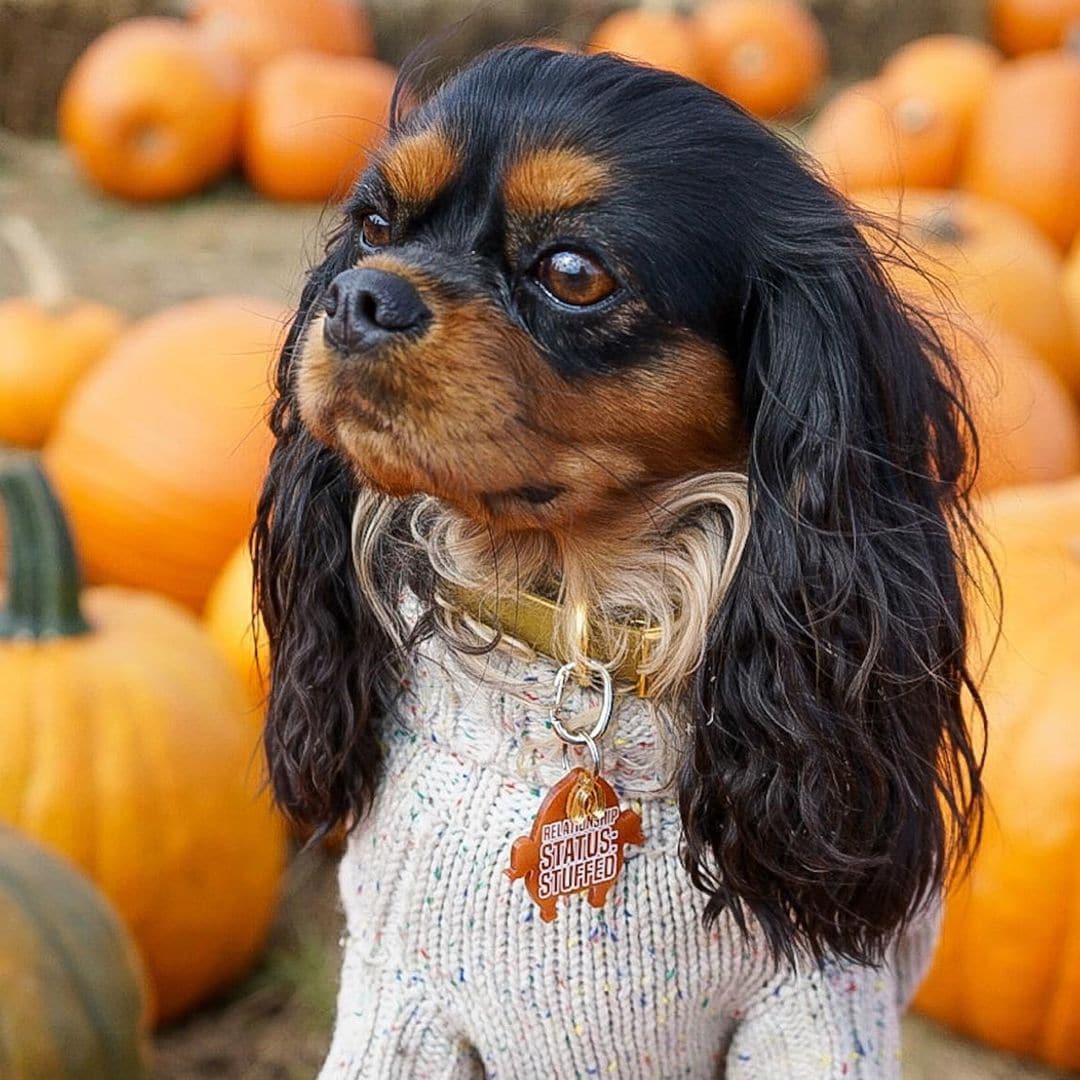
1 136 1072 1080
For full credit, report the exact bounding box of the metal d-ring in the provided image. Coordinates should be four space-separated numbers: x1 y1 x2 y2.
560 731 603 777
550 658 614 749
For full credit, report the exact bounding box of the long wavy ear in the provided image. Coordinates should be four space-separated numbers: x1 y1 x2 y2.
253 237 396 838
681 193 986 967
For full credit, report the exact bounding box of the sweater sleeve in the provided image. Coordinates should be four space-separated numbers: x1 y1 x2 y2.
725 902 941 1079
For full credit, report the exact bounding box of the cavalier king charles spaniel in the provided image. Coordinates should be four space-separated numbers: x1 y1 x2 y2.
254 44 985 1079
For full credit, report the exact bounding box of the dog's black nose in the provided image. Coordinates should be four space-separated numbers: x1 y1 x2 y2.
322 268 431 354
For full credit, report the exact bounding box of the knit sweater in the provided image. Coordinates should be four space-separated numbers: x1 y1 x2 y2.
321 635 940 1080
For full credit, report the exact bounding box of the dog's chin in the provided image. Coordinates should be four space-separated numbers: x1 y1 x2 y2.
304 406 638 535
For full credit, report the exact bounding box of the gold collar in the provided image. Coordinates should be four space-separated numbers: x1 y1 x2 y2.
442 584 660 697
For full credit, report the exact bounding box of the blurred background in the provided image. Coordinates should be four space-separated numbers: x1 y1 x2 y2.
1 0 1079 1077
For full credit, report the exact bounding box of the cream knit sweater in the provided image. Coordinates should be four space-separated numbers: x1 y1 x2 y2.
321 636 940 1079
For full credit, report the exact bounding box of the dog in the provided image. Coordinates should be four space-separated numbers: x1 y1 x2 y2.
253 44 985 1079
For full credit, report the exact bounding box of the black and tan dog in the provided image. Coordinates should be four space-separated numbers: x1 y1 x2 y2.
254 45 985 1078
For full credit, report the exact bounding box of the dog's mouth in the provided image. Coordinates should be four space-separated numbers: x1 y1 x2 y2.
481 484 565 512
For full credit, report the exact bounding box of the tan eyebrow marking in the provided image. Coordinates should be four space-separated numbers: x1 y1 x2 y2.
502 147 610 215
379 128 459 207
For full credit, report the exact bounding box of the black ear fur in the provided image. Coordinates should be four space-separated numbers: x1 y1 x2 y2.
252 237 397 838
681 195 986 967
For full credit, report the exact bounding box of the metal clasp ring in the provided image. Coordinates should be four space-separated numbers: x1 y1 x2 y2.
560 730 603 777
550 658 613 749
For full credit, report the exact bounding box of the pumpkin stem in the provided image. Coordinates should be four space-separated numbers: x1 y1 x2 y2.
0 214 68 312
0 452 90 639
919 205 967 247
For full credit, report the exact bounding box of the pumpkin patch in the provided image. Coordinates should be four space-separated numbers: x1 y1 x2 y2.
9 0 1080 1073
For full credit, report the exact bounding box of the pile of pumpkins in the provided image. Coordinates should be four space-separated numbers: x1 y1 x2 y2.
56 0 835 205
59 0 394 202
0 218 288 1071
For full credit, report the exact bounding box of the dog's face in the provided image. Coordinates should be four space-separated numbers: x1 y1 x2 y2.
296 48 748 533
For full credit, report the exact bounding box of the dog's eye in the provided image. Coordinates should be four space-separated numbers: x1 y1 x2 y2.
360 212 392 248
534 250 617 307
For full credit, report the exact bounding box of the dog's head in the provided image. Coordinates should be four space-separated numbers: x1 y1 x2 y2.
255 46 985 967
295 47 751 532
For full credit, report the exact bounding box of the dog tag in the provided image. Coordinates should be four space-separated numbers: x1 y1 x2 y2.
506 767 645 922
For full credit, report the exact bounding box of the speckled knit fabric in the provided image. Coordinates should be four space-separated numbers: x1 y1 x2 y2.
321 635 940 1079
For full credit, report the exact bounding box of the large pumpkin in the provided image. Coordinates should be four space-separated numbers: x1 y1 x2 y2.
58 18 244 202
858 188 1080 393
961 51 1080 251
44 295 285 611
242 51 397 202
990 0 1080 55
0 828 150 1079
805 78 962 193
880 34 1001 140
943 315 1080 491
0 453 286 1022
190 0 374 80
695 0 827 118
587 8 704 82
915 477 1080 1068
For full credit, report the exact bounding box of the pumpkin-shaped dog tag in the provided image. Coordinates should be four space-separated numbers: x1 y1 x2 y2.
507 767 645 922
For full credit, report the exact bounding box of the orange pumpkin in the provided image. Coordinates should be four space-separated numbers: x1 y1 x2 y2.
59 17 243 202
880 34 1002 139
961 51 1080 251
0 298 124 449
190 0 374 81
859 189 1080 394
44 295 285 611
695 0 827 117
587 8 704 82
243 50 397 202
0 215 125 449
805 78 962 193
990 0 1080 55
204 540 267 708
945 315 1080 491
0 454 286 1022
915 477 1080 1068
